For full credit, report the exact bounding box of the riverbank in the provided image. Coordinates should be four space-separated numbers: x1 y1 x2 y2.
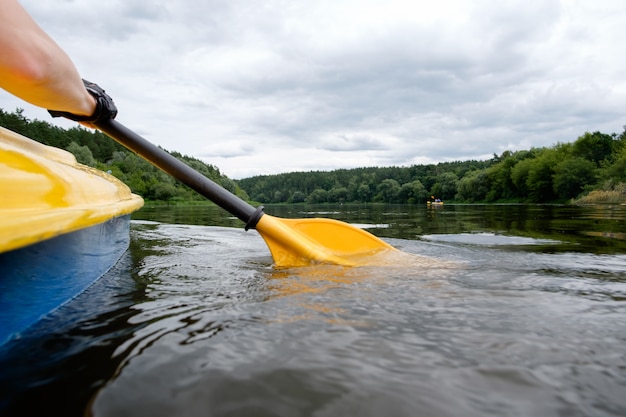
573 182 626 205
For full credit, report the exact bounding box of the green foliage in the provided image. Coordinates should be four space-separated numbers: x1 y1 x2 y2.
289 191 306 203
430 172 459 201
601 144 626 183
65 141 96 167
456 170 490 202
553 157 597 200
306 189 328 204
511 157 533 198
375 179 401 203
525 149 558 202
4 107 625 205
485 150 522 201
0 108 247 203
238 161 489 205
151 182 178 201
329 186 349 203
238 126 626 205
572 131 616 166
400 180 428 204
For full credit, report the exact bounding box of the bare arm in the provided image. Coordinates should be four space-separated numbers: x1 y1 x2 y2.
0 0 95 116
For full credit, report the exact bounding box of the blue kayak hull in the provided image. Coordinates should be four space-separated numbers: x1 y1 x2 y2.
0 215 132 345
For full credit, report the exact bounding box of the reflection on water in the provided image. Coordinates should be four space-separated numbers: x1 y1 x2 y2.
1 204 625 416
135 203 626 254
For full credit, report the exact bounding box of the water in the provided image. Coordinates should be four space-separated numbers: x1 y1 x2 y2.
1 204 625 416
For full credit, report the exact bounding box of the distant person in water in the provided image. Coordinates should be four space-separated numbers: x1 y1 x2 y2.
0 0 115 125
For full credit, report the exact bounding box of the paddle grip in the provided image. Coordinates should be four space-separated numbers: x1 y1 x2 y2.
94 119 264 228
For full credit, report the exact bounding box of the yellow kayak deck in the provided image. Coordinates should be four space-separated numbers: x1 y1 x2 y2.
0 126 143 253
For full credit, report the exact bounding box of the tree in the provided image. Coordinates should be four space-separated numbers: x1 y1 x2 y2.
485 151 524 201
525 150 558 202
400 180 428 204
456 170 489 202
553 157 597 199
3 107 624 205
306 188 328 203
511 158 533 198
572 131 616 166
272 190 284 203
355 183 372 202
329 186 349 203
290 191 306 203
220 177 237 193
255 193 269 203
430 172 458 200
66 141 96 167
150 183 178 201
375 179 401 203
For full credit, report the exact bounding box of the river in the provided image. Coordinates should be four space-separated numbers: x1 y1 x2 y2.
1 204 625 416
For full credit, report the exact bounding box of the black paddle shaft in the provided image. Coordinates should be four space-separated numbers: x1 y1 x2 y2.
94 119 264 229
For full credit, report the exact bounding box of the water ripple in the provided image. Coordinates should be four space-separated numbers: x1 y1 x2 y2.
3 218 626 417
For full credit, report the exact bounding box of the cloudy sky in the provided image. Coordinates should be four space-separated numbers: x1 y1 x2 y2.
3 0 625 178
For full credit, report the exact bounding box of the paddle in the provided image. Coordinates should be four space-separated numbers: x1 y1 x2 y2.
93 119 397 267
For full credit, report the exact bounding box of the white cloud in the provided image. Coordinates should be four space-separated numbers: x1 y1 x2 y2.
3 0 625 179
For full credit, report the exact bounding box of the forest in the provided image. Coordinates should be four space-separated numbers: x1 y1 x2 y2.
239 128 626 205
2 107 625 205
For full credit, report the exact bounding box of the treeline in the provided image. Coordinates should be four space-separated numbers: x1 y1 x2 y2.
238 128 626 204
0 108 249 202
4 107 625 205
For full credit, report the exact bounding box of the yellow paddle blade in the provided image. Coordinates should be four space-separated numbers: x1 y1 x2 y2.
255 214 397 268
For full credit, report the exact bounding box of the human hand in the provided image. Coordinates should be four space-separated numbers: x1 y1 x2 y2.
48 79 117 128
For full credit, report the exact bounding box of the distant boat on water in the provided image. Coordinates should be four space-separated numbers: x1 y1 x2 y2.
427 197 444 206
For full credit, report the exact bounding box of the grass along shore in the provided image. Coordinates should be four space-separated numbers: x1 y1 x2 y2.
574 182 626 205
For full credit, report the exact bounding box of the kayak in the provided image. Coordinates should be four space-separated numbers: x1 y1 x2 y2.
0 126 143 345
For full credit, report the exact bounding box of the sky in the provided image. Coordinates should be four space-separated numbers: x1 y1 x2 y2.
2 0 625 179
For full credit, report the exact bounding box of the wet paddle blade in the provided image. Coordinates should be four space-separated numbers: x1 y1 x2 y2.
255 214 397 267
